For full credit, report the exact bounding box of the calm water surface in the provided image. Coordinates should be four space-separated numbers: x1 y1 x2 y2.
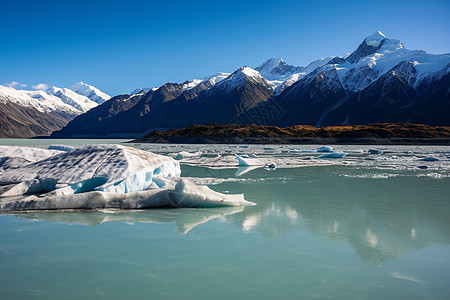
0 140 449 299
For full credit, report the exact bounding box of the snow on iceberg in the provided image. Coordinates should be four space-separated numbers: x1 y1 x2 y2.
0 145 253 210
0 145 61 162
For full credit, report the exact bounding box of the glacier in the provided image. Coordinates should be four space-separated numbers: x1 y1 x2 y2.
0 145 254 210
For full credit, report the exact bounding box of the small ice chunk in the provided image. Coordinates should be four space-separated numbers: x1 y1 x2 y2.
48 145 74 152
317 146 333 152
318 152 347 159
175 151 202 160
369 149 383 155
420 157 438 162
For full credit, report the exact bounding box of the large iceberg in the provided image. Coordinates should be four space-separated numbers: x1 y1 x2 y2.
0 145 254 210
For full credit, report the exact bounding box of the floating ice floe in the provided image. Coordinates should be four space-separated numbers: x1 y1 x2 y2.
317 146 333 152
318 152 348 159
175 151 202 160
0 145 254 210
369 149 383 155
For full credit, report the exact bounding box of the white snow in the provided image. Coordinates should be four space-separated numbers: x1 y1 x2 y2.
0 145 61 162
215 67 271 92
0 85 81 115
236 155 261 166
325 31 450 91
47 86 99 113
71 81 111 104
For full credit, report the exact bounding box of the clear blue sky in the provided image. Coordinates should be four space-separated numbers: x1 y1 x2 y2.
1 0 449 96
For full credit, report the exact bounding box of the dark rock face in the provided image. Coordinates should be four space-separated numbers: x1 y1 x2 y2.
0 101 74 138
346 39 386 63
260 68 349 127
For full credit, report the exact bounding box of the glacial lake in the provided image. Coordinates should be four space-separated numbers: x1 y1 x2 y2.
1 140 450 299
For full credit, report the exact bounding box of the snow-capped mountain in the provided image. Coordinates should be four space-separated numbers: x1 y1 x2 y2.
0 85 80 115
0 82 111 137
51 31 450 138
71 81 111 104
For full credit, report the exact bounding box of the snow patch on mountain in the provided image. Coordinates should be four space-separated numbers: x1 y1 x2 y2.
71 81 111 104
215 67 272 92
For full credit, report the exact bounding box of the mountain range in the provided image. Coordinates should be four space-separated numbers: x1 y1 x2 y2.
0 82 110 137
3 31 449 138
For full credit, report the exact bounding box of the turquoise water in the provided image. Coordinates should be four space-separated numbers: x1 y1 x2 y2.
1 140 450 299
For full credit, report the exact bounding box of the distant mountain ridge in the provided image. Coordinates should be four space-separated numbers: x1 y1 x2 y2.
0 82 110 137
47 31 450 138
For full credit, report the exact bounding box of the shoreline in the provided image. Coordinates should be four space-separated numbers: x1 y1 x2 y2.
130 136 450 145
132 123 450 145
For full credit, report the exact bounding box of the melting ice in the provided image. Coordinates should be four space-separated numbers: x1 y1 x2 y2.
0 145 255 210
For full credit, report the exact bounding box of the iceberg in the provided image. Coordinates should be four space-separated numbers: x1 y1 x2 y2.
0 145 254 210
0 144 180 196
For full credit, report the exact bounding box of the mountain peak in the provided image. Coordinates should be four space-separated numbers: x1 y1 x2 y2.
255 57 304 79
255 57 284 74
364 31 388 47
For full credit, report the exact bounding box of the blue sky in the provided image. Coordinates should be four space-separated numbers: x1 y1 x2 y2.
1 0 449 96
